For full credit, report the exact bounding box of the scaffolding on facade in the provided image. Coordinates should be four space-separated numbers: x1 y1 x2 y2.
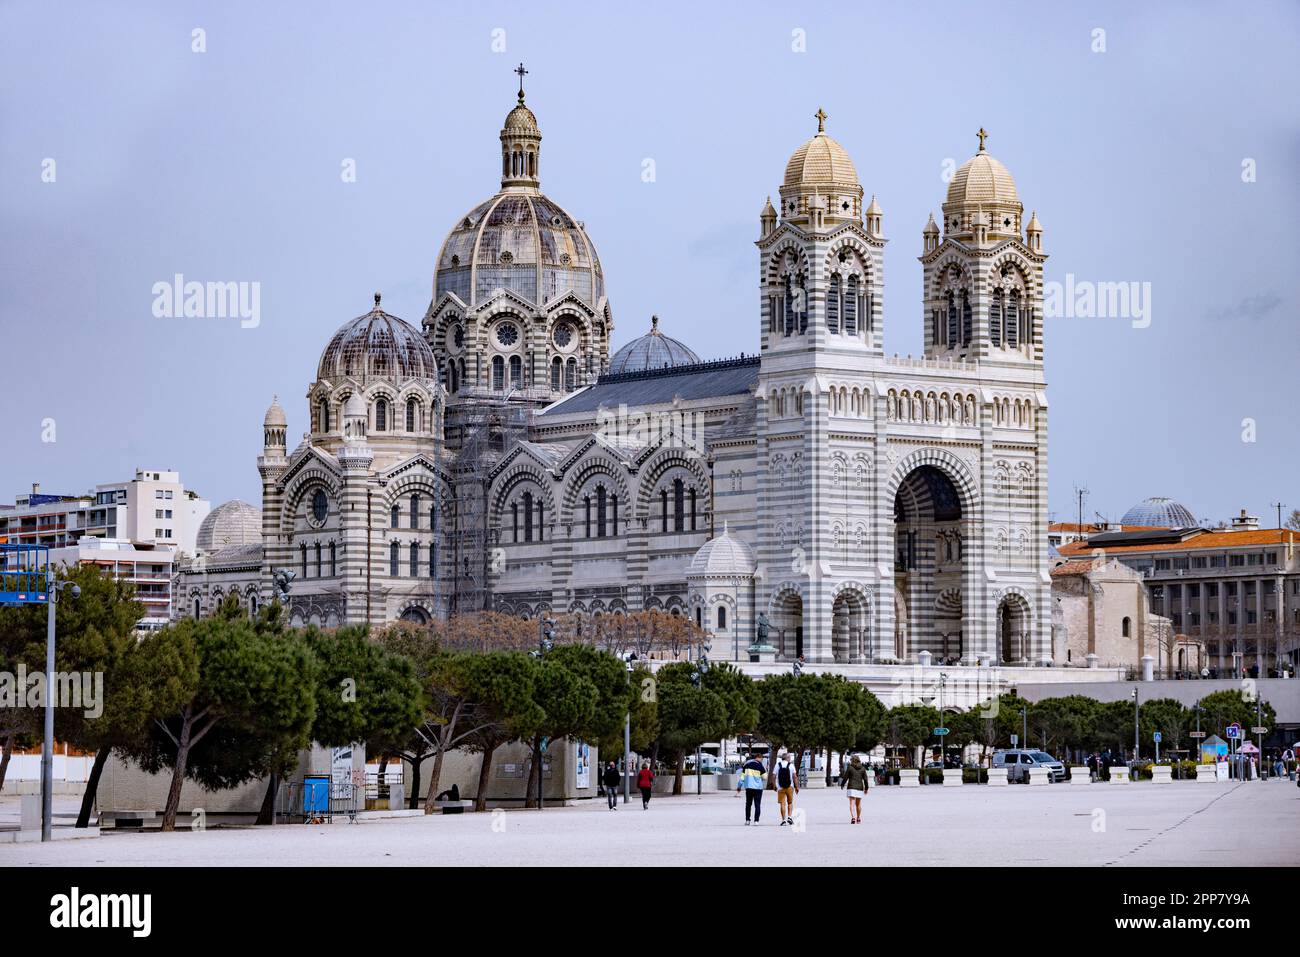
445 387 537 615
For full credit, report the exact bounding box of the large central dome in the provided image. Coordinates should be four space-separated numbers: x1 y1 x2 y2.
433 79 605 311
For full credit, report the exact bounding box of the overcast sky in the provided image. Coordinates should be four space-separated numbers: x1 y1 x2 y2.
2 1 1297 527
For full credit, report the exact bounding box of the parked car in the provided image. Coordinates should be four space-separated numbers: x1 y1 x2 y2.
992 749 1066 783
684 753 725 773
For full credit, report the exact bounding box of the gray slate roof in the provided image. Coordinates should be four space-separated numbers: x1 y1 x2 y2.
541 357 759 417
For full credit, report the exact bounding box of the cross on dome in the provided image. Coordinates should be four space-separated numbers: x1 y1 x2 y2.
815 107 828 133
515 62 528 102
976 127 989 152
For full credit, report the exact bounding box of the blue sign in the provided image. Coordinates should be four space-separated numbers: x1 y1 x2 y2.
934 727 950 736
1225 723 1242 739
1153 731 1162 742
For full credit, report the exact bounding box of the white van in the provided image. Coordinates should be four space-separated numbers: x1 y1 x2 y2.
992 749 1065 783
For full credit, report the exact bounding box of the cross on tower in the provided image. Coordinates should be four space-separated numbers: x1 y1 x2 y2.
977 127 989 151
515 62 528 102
815 107 828 133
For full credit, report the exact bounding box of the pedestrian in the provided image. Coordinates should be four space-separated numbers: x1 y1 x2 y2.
737 752 767 825
1086 752 1098 783
636 760 654 809
840 754 869 824
602 761 620 809
774 751 799 826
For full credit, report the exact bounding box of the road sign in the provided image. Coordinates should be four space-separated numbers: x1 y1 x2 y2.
1010 734 1018 746
934 727 949 736
1251 726 1269 734
1225 723 1242 739
1153 731 1162 743
1189 731 1206 738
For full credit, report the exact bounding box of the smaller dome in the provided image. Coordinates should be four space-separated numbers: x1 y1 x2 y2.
317 294 438 384
608 316 701 374
263 395 286 427
783 131 859 190
688 523 756 578
946 149 1019 206
761 196 777 218
923 212 939 235
1026 210 1041 231
1120 497 1197 528
196 500 261 554
503 102 539 133
865 194 882 216
343 392 366 419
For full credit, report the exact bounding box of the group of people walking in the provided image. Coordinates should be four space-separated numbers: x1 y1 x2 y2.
599 761 655 809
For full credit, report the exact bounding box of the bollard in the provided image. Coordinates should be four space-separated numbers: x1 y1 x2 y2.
1110 765 1131 785
1150 765 1172 784
941 767 963 787
1026 769 1052 786
898 768 920 788
20 794 41 832
1069 767 1091 785
987 766 1009 787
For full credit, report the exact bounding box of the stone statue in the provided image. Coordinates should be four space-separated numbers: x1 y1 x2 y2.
756 612 770 643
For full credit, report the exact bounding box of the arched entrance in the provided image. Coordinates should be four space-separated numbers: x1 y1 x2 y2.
400 605 431 625
997 594 1030 664
772 590 804 660
893 465 964 663
831 590 868 663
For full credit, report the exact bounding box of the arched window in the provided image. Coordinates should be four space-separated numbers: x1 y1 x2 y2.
845 275 859 335
194 597 201 619
564 357 576 392
314 542 322 578
596 485 608 538
491 356 505 391
329 542 337 577
991 289 1004 347
660 488 669 533
537 499 544 542
689 487 697 531
696 606 703 627
428 540 436 578
300 543 307 578
961 291 972 345
523 492 534 543
406 398 418 432
390 505 399 529
584 495 592 538
389 541 399 577
673 479 685 533
410 494 421 529
512 502 519 543
249 593 258 618
375 398 388 432
448 362 459 393
827 273 841 333
551 357 562 391
1122 616 1132 638
718 606 727 629
319 400 330 433
783 275 795 336
946 292 958 348
409 541 419 578
1008 290 1021 348
509 355 522 390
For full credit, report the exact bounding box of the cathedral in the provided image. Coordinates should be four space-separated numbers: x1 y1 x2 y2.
181 72 1052 668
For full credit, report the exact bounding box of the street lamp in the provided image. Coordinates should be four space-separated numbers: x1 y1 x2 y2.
42 577 80 842
691 645 711 796
530 617 556 811
1131 687 1140 762
621 651 637 805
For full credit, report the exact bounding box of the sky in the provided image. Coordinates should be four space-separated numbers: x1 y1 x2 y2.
2 1 1298 527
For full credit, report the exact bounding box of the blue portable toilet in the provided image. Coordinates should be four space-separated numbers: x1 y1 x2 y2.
303 775 330 816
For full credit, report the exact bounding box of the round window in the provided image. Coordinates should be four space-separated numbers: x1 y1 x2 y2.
452 324 464 350
311 489 328 524
496 322 519 347
553 323 573 348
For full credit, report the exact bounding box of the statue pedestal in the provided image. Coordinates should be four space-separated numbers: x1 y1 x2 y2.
747 644 777 664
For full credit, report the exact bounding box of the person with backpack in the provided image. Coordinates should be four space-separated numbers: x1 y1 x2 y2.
636 760 654 809
774 751 800 826
602 762 620 809
839 754 870 824
736 752 767 825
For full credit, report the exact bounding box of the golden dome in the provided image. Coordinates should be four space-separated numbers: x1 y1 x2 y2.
783 131 860 190
946 149 1018 206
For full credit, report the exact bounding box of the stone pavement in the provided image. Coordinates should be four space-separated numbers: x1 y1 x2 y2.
3 779 1297 867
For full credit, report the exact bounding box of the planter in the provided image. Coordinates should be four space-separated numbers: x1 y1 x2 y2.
941 768 963 787
1069 767 1092 785
987 767 1009 787
716 773 739 791
898 769 920 788
1110 766 1131 785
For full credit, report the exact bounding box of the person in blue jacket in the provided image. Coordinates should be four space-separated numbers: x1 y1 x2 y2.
736 753 768 825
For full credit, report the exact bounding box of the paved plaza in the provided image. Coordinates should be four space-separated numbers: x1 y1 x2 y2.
3 779 1297 867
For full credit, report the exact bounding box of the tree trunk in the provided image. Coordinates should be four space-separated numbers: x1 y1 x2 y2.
424 747 447 814
408 757 422 810
161 712 195 832
473 743 497 812
673 753 685 795
825 748 834 786
376 751 389 801
0 731 14 793
525 737 541 809
255 772 279 825
75 745 111 828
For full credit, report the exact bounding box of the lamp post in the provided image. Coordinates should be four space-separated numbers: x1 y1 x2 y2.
530 617 556 811
622 651 637 805
691 644 711 796
42 576 80 842
1132 686 1140 762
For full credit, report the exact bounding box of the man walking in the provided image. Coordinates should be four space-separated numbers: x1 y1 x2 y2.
775 751 799 826
737 752 767 825
602 762 620 809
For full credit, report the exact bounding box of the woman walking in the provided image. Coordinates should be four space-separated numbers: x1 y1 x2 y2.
840 754 870 824
636 761 654 809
